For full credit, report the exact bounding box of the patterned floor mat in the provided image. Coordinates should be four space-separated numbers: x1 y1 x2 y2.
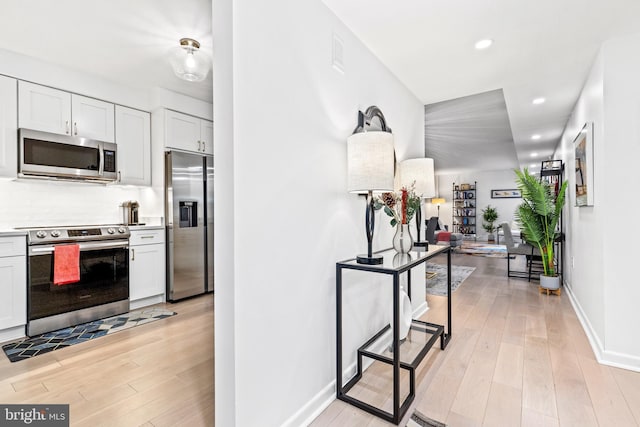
2 308 176 362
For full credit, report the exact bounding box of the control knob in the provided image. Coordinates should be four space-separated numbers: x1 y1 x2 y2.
107 228 115 234
50 230 61 238
35 230 47 239
118 227 127 234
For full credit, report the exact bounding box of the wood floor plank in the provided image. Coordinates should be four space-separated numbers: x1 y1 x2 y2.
522 336 557 418
482 382 522 427
492 342 524 390
578 355 637 426
611 366 640 424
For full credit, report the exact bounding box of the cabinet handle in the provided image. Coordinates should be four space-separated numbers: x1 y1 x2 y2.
74 122 78 135
131 248 135 261
65 121 70 134
201 140 206 152
118 171 122 182
197 140 202 151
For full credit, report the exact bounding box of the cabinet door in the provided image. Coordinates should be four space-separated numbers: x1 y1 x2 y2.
0 256 26 329
165 110 200 153
200 120 213 155
130 243 165 301
115 106 150 185
71 94 115 142
18 81 71 135
0 76 17 177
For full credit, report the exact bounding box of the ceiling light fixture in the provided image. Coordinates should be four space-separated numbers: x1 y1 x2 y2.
532 97 546 105
531 152 538 158
170 38 211 82
531 134 541 140
530 163 538 168
474 39 493 50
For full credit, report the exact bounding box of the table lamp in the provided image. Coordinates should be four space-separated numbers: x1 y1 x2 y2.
399 158 436 247
347 106 395 264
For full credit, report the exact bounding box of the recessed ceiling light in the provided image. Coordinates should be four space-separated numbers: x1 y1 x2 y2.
531 134 541 140
532 97 546 105
530 163 538 168
531 152 538 158
474 39 493 50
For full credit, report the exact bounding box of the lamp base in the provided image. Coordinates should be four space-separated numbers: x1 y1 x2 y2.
356 254 384 265
413 241 428 247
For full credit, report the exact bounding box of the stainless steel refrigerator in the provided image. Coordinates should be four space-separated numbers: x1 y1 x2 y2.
165 151 214 301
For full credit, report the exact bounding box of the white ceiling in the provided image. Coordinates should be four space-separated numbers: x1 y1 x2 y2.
323 0 640 173
0 0 212 103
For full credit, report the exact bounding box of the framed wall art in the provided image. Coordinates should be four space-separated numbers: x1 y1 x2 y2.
491 189 521 199
574 122 594 207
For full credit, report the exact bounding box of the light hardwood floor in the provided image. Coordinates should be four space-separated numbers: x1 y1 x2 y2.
312 252 640 427
0 294 214 427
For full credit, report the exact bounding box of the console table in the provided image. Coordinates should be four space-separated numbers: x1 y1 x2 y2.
336 245 452 424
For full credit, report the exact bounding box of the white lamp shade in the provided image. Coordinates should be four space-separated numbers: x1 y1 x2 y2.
347 131 395 193
399 158 436 198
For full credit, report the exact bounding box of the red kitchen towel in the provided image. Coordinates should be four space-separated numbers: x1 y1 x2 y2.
53 244 80 285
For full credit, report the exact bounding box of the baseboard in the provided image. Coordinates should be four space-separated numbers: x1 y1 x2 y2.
130 294 164 310
565 284 640 372
280 380 335 427
0 325 25 344
413 301 429 319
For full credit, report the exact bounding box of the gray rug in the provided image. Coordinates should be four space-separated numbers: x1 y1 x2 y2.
407 410 446 426
425 263 475 296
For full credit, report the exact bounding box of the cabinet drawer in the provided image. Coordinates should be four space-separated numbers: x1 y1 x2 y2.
130 229 165 246
0 236 26 258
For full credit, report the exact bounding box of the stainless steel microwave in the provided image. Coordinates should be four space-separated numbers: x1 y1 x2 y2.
19 128 117 182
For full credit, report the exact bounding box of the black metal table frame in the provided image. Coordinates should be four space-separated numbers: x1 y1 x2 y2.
336 246 452 424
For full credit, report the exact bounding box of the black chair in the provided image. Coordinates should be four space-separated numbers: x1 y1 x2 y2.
502 222 541 281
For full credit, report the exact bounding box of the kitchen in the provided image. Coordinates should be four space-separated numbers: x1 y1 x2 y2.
0 1 214 425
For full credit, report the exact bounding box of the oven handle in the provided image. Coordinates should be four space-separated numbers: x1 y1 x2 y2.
29 240 129 255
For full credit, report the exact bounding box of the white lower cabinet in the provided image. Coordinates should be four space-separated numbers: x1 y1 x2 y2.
0 236 26 334
129 229 165 303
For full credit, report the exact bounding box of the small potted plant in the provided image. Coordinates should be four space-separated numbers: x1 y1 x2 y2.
481 205 499 242
375 183 421 253
514 168 568 290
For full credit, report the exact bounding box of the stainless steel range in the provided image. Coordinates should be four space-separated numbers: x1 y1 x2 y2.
25 225 130 336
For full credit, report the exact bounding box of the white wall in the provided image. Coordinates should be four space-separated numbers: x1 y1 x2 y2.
557 32 640 370
214 0 425 425
555 49 606 353
430 169 523 241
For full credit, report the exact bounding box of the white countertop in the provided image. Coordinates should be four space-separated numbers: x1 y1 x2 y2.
128 224 165 231
0 230 28 237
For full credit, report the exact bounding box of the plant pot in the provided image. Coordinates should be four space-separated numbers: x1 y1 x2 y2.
392 223 413 254
540 274 560 290
487 233 495 243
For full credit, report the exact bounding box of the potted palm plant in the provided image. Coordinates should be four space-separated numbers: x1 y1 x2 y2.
514 168 568 290
481 205 499 242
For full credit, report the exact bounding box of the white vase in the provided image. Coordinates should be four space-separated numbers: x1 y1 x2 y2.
540 274 560 290
389 286 412 341
392 223 413 254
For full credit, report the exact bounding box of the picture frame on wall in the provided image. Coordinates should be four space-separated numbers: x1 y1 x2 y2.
491 189 521 199
574 122 594 207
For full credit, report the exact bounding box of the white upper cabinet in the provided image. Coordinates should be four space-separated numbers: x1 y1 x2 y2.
165 109 212 154
115 106 151 186
18 81 115 142
18 81 71 135
0 76 17 177
71 94 115 142
200 119 213 155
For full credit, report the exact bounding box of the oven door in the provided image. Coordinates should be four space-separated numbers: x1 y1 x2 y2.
28 240 129 321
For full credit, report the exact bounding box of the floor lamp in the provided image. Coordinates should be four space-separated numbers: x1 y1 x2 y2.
431 198 445 219
347 106 395 265
399 158 436 247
